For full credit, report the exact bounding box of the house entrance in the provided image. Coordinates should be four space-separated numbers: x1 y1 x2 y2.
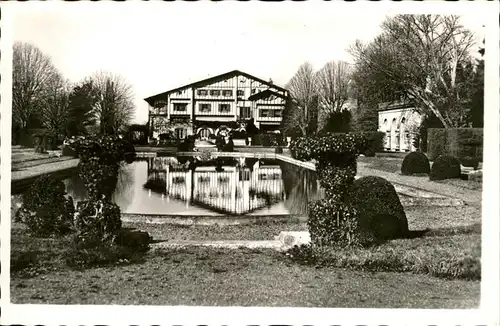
199 128 211 140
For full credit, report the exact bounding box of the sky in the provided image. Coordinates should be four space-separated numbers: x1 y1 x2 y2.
10 2 487 124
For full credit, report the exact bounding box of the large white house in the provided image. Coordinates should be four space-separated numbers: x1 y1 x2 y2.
145 70 289 141
378 101 423 152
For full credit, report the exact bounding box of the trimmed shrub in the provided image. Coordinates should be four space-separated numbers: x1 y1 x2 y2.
360 131 385 157
290 133 368 162
460 156 480 170
215 136 225 151
15 175 74 237
115 229 152 252
222 137 234 152
308 199 360 247
427 128 483 161
430 155 461 181
346 176 409 242
74 199 122 245
401 152 431 175
177 135 196 152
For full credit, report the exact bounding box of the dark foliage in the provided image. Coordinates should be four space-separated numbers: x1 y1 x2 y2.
346 176 409 242
275 146 283 154
460 156 480 170
321 109 352 133
361 131 385 157
222 137 235 152
115 229 152 252
290 132 368 161
251 133 283 147
308 199 360 247
177 135 196 152
430 155 461 181
418 114 444 152
65 235 146 269
73 199 122 245
245 118 260 136
15 175 74 237
215 136 225 151
66 81 98 137
401 152 430 175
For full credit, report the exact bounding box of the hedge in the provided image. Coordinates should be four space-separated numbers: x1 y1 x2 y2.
427 128 483 162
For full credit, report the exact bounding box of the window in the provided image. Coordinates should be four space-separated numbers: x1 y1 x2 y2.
237 90 244 97
260 109 271 117
273 110 282 117
240 107 251 119
223 90 233 97
173 103 187 112
197 89 208 96
199 103 211 113
177 91 183 95
218 104 231 113
175 128 186 139
210 90 221 96
172 176 185 184
239 170 250 181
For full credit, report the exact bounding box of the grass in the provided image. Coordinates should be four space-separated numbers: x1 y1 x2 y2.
285 231 481 280
10 204 482 307
11 243 479 307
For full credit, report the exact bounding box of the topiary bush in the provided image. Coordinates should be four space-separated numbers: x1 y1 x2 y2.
73 199 122 246
430 155 461 181
308 198 360 247
346 176 409 243
292 132 369 247
15 175 74 237
401 152 430 175
68 135 151 265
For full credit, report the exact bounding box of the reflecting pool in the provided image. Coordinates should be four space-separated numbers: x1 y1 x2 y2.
64 155 324 216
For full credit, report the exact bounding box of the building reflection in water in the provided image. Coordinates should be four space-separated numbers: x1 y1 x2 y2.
144 156 292 215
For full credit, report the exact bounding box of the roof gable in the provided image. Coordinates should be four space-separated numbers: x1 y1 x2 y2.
145 70 287 104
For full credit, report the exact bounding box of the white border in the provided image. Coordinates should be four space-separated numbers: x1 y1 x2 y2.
1 1 498 325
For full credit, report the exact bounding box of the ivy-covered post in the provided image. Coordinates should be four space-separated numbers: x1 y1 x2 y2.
70 135 131 245
291 133 368 247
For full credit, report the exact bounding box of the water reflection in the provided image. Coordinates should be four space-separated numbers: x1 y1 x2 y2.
64 155 323 216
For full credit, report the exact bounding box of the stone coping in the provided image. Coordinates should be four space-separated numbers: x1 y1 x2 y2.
149 231 311 251
122 213 306 226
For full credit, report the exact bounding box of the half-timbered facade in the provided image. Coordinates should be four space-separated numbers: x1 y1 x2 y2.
145 70 289 141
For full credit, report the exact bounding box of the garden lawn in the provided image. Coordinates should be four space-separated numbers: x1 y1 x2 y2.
11 242 479 308
11 202 481 308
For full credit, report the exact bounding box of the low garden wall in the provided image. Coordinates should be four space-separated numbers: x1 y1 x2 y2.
427 128 483 161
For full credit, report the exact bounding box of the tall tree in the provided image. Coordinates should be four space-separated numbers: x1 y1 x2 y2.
38 73 72 145
350 14 477 128
284 62 318 136
315 61 352 130
66 80 99 137
12 42 61 132
89 71 135 136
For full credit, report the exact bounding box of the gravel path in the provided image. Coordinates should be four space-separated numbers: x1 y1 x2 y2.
357 161 482 205
11 159 79 182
